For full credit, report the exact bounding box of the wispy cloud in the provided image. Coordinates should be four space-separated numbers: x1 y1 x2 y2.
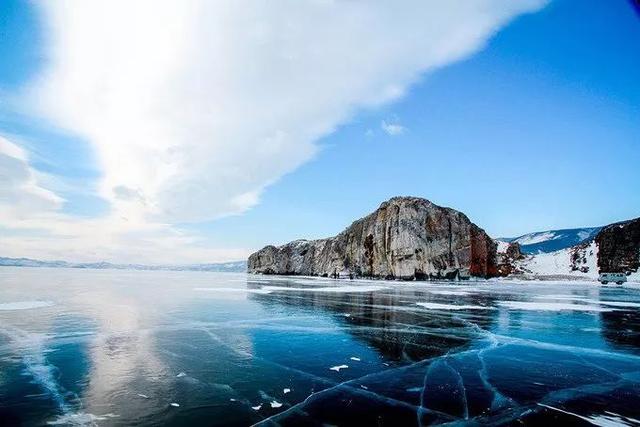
31 0 544 222
5 0 546 262
0 136 63 218
0 135 247 264
381 120 406 136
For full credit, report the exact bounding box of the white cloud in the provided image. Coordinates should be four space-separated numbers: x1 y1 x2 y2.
0 136 64 218
0 135 247 263
3 0 547 263
0 219 249 264
31 0 546 226
381 120 406 136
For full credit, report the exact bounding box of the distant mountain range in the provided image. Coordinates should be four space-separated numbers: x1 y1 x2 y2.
498 227 602 254
0 257 246 272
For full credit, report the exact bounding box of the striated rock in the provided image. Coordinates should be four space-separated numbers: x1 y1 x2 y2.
248 197 498 280
596 218 640 274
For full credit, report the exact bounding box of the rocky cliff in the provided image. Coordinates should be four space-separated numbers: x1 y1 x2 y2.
596 217 640 274
248 197 498 280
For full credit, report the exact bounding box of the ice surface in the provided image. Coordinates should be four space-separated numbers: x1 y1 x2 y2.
47 412 119 425
537 404 640 427
2 268 640 426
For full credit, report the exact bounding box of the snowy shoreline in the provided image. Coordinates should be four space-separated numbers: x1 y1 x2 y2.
247 272 640 286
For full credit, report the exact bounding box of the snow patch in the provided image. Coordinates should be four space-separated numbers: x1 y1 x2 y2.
428 290 471 296
516 241 598 279
496 240 510 254
262 285 386 293
193 287 272 294
515 231 558 246
0 301 54 310
500 301 613 313
416 302 492 310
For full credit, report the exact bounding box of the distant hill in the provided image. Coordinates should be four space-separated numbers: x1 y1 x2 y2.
498 227 601 254
0 257 246 273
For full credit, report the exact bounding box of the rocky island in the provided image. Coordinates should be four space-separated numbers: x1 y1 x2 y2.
248 197 498 280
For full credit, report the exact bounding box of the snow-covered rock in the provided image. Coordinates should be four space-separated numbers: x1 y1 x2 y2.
514 241 599 280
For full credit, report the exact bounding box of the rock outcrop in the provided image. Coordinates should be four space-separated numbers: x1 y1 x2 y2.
569 240 595 274
248 197 498 280
496 242 525 276
596 218 640 274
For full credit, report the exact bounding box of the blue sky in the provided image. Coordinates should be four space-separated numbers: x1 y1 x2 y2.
0 0 639 263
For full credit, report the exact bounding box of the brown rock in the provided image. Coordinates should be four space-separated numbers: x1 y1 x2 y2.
248 197 498 280
496 242 525 276
596 217 640 274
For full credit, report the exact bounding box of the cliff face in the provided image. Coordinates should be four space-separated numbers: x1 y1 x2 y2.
248 197 498 279
596 218 640 274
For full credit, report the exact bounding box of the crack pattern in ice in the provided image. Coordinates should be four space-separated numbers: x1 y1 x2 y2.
0 327 106 426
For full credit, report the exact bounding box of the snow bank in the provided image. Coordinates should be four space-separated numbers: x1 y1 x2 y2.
516 241 598 279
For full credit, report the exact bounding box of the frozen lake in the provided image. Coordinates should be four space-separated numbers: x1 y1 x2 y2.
1 268 640 426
